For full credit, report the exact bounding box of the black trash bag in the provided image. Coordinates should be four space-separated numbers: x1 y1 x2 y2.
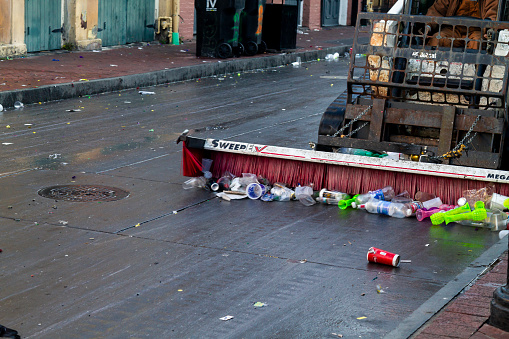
0 325 20 339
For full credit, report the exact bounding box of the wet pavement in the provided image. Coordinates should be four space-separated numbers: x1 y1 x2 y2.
1 60 508 338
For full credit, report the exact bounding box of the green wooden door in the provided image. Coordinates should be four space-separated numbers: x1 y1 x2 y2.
126 0 155 43
98 0 127 47
99 0 154 47
25 0 62 52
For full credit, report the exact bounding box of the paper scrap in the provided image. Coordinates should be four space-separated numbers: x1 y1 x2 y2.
357 316 367 320
220 315 234 321
253 302 266 308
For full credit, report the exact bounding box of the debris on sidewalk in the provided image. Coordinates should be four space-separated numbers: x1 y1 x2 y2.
139 91 155 95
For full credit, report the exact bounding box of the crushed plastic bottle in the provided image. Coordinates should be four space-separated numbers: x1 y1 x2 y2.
14 101 23 109
364 199 412 218
271 184 295 202
392 190 412 204
316 197 340 205
182 176 207 190
354 186 395 206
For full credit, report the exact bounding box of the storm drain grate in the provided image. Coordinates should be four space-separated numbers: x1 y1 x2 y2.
38 185 130 202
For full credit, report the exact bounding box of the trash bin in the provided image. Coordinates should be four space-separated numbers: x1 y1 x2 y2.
195 0 246 58
239 0 267 55
262 3 298 51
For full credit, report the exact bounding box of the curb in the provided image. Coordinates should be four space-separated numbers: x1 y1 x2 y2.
0 45 350 108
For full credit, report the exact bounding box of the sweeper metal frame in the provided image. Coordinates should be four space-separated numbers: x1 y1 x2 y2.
317 10 509 170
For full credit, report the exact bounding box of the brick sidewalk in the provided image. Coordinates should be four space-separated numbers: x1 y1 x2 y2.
413 252 509 339
0 26 359 93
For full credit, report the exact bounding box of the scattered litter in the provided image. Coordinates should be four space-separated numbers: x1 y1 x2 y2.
2 143 13 145
331 333 343 338
253 302 267 308
110 64 118 67
48 154 61 159
219 315 234 321
173 211 177 214
79 79 89 81
367 247 400 267
52 59 59 61
299 259 307 263
14 101 23 109
218 77 225 81
376 284 384 293
0 104 3 112
425 244 430 247
149 129 154 132
5 125 10 128
357 316 367 320
58 220 68 225
124 101 131 104
66 109 81 112
139 91 155 95
325 52 340 61
178 289 183 292
400 259 412 263
361 293 365 296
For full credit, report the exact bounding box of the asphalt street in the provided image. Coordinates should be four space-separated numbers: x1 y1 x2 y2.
0 60 505 338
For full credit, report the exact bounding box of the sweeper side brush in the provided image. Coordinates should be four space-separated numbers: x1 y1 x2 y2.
180 136 509 205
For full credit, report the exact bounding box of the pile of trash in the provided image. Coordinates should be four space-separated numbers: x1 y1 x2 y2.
183 159 509 231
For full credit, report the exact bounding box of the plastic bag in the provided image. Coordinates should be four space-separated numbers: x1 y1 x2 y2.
462 184 495 209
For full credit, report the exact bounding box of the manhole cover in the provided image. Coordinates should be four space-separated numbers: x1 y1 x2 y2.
38 185 129 202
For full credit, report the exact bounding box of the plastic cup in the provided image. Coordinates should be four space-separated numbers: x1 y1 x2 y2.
367 247 400 267
246 183 266 200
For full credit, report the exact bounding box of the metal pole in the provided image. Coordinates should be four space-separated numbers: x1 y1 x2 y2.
489 234 509 330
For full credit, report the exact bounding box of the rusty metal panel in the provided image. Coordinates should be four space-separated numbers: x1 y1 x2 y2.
437 106 456 165
369 98 385 141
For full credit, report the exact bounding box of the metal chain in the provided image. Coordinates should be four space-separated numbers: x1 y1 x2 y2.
344 121 369 138
430 115 481 160
332 105 373 138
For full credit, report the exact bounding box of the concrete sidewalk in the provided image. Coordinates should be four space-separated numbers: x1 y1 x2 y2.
1 24 508 338
0 26 357 109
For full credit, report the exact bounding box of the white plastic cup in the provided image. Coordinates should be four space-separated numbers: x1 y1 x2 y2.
246 183 266 200
490 193 509 211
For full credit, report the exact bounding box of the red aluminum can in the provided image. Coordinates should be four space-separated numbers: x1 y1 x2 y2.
367 247 400 267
